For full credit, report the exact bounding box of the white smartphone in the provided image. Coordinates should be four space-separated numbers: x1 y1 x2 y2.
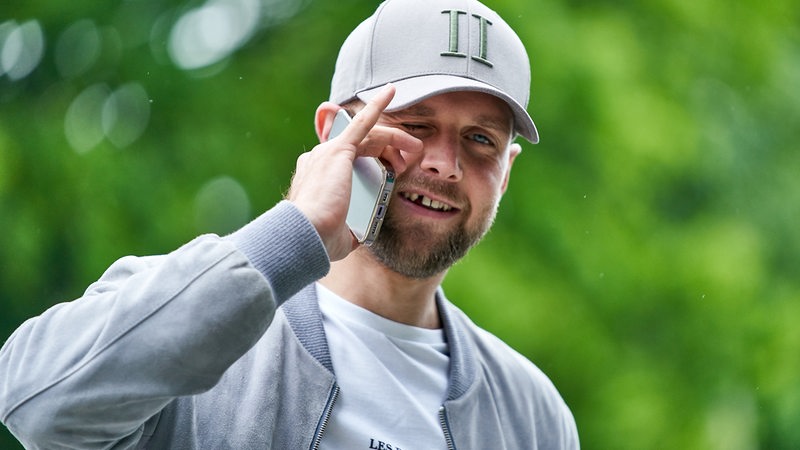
328 109 395 245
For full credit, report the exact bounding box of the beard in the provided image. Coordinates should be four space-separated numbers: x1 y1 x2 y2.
367 175 499 279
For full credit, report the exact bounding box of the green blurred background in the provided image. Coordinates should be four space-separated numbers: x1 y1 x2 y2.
1 0 798 448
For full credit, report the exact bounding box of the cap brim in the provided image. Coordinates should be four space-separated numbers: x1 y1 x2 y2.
356 75 539 143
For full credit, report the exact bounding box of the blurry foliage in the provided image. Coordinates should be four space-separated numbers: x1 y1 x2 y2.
1 0 798 448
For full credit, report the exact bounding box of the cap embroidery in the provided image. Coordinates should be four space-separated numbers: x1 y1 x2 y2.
471 14 493 67
440 10 494 68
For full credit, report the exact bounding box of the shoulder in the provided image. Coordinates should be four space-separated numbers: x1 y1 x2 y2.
443 301 579 445
450 304 560 395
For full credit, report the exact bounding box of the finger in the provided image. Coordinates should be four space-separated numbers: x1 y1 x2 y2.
337 84 396 145
349 232 360 251
355 127 422 174
357 126 422 157
376 146 407 174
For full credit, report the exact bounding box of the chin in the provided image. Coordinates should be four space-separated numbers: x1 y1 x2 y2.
367 222 471 279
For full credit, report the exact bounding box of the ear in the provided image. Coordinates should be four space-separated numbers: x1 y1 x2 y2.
500 143 522 195
315 101 341 142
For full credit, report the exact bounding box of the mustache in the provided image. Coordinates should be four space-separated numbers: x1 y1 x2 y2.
393 173 467 208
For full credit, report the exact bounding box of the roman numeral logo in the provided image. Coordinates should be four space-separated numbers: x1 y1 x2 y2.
441 10 494 68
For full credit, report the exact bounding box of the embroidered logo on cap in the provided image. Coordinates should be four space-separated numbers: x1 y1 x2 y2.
440 10 493 68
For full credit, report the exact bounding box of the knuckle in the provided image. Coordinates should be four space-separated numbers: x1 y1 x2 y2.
296 152 309 165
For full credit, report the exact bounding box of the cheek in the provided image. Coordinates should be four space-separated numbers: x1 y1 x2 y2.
464 159 512 214
468 159 509 190
464 168 506 211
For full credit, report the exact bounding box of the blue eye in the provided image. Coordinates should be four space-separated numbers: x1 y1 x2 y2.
471 133 494 146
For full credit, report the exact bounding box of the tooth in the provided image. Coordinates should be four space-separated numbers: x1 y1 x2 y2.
442 205 451 212
431 200 442 210
410 193 419 202
421 196 432 207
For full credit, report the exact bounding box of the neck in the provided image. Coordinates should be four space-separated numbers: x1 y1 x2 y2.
319 247 446 329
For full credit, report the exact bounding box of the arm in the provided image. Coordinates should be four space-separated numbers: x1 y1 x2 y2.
0 85 417 449
0 201 328 449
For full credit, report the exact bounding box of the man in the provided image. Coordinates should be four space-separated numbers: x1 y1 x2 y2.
0 0 579 448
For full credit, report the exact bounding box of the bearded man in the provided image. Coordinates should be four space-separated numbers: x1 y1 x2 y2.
0 0 579 448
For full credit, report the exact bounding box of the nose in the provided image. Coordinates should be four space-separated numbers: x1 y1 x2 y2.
419 134 463 182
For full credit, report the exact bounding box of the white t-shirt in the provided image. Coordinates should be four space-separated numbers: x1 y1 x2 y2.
316 283 450 450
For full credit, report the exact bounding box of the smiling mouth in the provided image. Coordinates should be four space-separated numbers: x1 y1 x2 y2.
401 192 455 212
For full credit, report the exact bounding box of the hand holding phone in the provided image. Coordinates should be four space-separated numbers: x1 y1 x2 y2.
288 85 415 259
329 109 395 246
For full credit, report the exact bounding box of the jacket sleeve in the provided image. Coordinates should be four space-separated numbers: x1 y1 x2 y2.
0 201 330 449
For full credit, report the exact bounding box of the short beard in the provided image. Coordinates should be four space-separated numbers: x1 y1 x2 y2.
367 195 498 279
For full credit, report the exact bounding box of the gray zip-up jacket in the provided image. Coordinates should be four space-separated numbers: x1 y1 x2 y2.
0 201 578 449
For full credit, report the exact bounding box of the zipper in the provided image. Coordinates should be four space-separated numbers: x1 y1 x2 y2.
310 384 340 450
438 405 457 450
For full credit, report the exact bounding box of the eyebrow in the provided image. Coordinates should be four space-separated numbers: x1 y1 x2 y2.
386 104 436 119
387 105 513 136
475 114 513 136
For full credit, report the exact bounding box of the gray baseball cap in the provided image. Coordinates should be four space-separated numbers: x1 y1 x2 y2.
329 0 538 143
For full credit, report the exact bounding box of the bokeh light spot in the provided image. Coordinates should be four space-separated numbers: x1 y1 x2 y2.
194 176 252 234
55 19 102 78
102 82 151 148
65 82 151 152
64 84 111 154
0 20 45 81
167 0 260 70
0 21 15 77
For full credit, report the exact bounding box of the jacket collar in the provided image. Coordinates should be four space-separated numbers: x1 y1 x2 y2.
281 284 334 373
281 283 476 400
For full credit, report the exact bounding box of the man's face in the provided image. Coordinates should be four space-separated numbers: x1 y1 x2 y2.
367 90 520 279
